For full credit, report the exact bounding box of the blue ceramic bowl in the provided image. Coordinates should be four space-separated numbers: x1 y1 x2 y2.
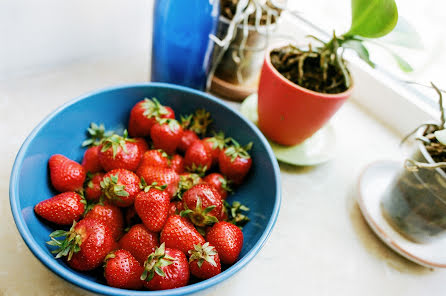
9 83 281 296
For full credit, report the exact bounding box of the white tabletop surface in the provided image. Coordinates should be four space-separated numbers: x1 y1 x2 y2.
1 55 446 296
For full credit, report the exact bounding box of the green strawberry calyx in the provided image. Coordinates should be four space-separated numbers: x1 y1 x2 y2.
224 139 253 162
185 163 208 177
176 173 202 199
188 242 218 268
141 243 175 282
189 109 212 136
218 176 232 193
142 98 169 119
82 122 113 148
139 177 167 192
224 200 250 229
205 131 229 151
100 130 135 158
180 114 193 129
100 174 129 202
156 118 181 133
180 197 218 227
46 221 82 261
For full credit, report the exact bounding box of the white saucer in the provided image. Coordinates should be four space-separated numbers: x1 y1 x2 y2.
240 93 336 166
358 160 446 268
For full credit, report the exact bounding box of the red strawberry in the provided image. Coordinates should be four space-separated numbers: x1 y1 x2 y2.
141 243 189 290
206 221 243 264
203 131 228 166
181 184 223 227
98 132 143 172
119 224 159 265
188 242 221 279
134 137 149 154
184 140 212 175
128 98 175 137
35 192 85 225
218 140 253 184
104 249 144 289
138 149 169 169
168 201 184 216
203 173 231 200
81 146 102 173
84 202 124 240
49 154 86 192
101 169 140 207
178 130 199 153
160 215 205 254
169 154 184 174
176 173 202 199
84 172 104 202
136 166 179 199
48 219 114 271
150 119 183 155
134 184 170 232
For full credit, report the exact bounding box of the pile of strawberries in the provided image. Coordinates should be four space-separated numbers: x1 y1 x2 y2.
34 98 253 291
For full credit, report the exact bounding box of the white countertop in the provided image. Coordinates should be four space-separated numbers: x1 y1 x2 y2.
1 55 445 296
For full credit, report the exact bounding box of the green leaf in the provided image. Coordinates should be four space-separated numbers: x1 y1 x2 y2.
435 129 446 145
343 40 375 68
154 266 165 277
378 16 423 49
391 52 413 72
346 0 398 38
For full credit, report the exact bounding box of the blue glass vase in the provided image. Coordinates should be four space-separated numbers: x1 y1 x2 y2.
151 0 220 91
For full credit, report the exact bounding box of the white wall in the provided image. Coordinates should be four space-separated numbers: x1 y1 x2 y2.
0 0 153 80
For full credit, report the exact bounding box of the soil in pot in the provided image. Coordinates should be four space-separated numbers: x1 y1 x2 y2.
270 45 348 94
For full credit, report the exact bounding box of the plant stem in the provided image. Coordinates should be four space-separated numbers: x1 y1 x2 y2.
431 82 445 128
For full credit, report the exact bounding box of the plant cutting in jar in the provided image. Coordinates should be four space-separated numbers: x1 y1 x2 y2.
381 83 446 243
207 0 282 99
257 0 417 146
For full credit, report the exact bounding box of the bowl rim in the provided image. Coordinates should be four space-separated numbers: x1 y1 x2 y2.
9 82 281 296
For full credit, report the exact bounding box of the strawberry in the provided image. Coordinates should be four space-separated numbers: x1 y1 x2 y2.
84 202 124 240
81 146 102 173
81 122 113 148
98 131 143 172
188 242 221 279
134 183 170 232
218 139 253 184
119 224 159 265
49 154 86 193
203 131 228 166
176 173 202 199
101 169 140 207
104 249 144 289
169 154 184 174
183 109 212 137
138 149 169 169
128 98 175 137
178 130 199 153
84 172 104 202
136 166 179 199
184 140 212 175
203 173 231 200
181 184 223 227
150 119 183 155
134 137 150 154
160 215 205 255
35 192 85 225
206 221 243 265
168 201 184 216
47 219 114 271
141 243 189 290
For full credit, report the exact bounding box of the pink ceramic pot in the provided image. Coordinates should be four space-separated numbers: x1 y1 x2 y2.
257 48 353 146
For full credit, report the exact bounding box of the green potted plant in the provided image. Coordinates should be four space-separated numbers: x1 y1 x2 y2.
208 0 282 100
257 0 408 146
381 83 446 243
